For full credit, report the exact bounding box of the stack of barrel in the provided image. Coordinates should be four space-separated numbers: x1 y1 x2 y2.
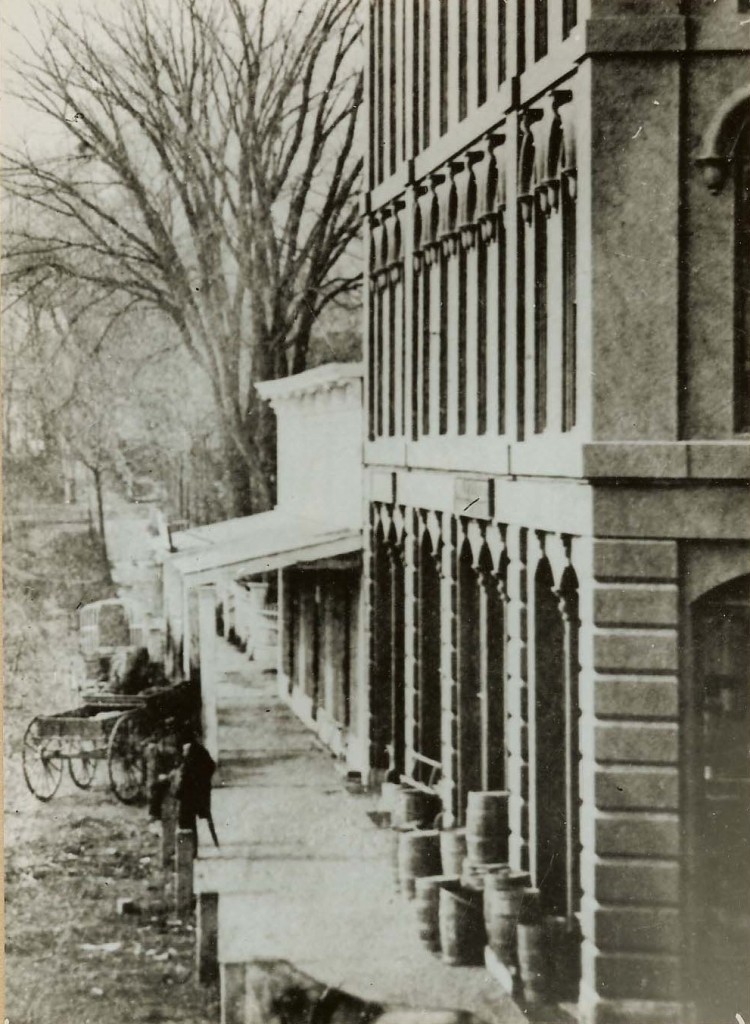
413 826 466 957
515 888 548 1003
388 786 442 898
462 791 509 890
483 868 531 991
437 880 485 965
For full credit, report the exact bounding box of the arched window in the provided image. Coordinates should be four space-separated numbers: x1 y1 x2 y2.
696 88 750 432
533 559 581 924
517 111 542 441
414 528 442 783
545 98 577 433
457 537 482 818
532 556 581 999
387 526 406 775
370 515 406 776
534 189 548 433
478 544 508 792
561 170 578 432
370 518 392 769
533 559 566 913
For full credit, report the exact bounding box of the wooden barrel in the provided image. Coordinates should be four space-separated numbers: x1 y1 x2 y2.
398 829 441 899
438 883 486 966
461 861 507 892
518 886 542 925
466 791 509 837
414 874 458 953
483 873 526 965
517 921 548 1004
439 829 467 876
465 791 509 867
465 832 506 866
380 781 401 813
545 916 581 1002
393 788 442 828
391 825 415 892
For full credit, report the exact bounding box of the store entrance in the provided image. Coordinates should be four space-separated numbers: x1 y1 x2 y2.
689 575 750 1021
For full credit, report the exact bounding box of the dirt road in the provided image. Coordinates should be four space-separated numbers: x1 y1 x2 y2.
4 503 215 1024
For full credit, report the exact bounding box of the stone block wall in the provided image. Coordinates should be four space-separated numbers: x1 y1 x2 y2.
577 538 683 1024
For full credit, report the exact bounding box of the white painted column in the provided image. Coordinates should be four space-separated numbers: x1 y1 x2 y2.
404 189 416 440
429 256 441 435
394 270 404 438
198 583 219 762
446 246 459 436
403 515 417 777
546 204 564 433
439 515 458 825
381 280 391 437
504 112 522 442
505 523 530 870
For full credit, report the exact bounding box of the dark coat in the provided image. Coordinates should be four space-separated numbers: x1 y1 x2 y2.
176 741 215 823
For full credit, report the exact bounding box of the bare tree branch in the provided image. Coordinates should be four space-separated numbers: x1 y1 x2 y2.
3 0 362 514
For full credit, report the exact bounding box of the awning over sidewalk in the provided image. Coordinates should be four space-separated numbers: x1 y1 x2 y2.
168 510 362 586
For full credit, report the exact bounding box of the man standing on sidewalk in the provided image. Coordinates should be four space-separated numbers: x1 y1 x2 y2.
176 733 220 852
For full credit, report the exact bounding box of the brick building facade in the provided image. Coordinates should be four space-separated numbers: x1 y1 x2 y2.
362 2 750 1021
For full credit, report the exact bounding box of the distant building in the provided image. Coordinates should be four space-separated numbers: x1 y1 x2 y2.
163 363 366 771
256 365 367 770
362 2 749 1022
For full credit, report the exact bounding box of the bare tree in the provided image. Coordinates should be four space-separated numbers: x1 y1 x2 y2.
4 291 137 575
3 0 363 514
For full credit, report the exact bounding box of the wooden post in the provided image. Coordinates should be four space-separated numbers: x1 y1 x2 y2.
174 828 194 917
161 791 177 870
196 891 219 985
221 963 246 1024
145 742 159 798
198 584 219 760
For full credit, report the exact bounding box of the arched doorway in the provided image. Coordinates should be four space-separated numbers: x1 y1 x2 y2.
478 544 507 792
414 529 441 785
688 574 750 1021
532 558 581 999
387 527 406 777
533 558 567 916
370 520 392 770
458 537 482 819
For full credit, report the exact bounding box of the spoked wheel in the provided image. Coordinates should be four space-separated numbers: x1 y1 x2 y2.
107 712 146 804
68 742 98 790
22 718 64 801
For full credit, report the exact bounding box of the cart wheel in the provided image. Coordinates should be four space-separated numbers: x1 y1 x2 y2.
22 718 63 802
107 712 146 804
68 742 98 790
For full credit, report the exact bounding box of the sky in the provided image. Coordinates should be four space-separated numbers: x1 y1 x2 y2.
0 0 310 151
1 0 93 151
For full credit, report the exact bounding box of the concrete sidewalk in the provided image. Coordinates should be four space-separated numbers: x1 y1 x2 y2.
194 642 525 1024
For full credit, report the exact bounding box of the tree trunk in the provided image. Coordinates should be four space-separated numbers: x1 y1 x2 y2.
92 466 112 582
248 334 287 513
223 434 255 518
254 398 277 511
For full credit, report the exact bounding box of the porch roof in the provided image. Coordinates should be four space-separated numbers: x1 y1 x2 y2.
167 509 362 586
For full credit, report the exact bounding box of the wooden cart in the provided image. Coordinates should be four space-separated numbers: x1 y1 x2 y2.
22 681 197 805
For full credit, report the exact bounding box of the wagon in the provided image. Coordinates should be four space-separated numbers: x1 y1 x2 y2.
22 681 197 805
